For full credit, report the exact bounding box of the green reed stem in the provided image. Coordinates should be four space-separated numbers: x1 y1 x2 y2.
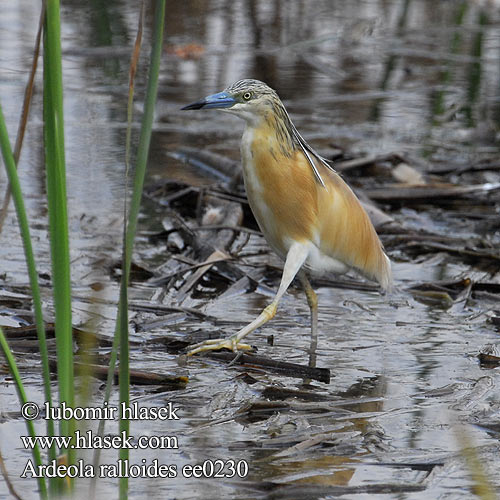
43 0 75 486
119 3 165 498
0 94 58 489
89 3 165 499
0 328 48 500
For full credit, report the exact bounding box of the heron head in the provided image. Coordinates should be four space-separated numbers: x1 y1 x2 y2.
182 79 279 125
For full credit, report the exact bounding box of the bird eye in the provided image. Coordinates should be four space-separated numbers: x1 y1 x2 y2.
243 92 252 101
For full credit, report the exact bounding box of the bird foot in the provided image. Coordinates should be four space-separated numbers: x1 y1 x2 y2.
187 336 253 356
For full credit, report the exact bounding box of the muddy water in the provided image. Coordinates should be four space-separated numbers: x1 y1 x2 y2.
1 1 500 499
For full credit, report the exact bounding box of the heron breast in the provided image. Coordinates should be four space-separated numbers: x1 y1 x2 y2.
240 126 319 258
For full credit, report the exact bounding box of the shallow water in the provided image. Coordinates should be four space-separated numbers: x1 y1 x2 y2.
1 1 500 499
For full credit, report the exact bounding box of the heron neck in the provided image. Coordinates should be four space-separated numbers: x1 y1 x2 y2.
243 110 297 159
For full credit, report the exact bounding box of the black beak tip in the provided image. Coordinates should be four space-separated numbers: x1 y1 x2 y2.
181 100 205 111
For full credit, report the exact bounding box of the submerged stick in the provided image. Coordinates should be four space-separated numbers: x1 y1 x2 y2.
48 358 188 388
203 351 331 384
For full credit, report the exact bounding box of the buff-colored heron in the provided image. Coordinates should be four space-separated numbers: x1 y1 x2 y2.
182 79 391 355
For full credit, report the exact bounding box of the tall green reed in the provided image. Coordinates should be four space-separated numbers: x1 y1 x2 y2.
43 0 75 489
117 2 166 498
0 105 49 499
87 1 166 498
1 1 166 498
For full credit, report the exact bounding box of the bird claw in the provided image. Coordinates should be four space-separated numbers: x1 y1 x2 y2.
187 336 253 356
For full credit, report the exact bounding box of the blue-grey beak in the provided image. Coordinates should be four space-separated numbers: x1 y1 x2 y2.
181 91 236 110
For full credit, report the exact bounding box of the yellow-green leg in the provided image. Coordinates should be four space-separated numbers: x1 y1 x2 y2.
187 242 310 356
299 271 318 368
299 272 318 337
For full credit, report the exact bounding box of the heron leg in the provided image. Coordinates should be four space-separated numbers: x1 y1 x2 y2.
299 272 318 337
299 271 318 368
187 242 309 355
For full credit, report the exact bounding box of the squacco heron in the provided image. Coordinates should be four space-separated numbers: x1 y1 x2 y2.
182 79 391 355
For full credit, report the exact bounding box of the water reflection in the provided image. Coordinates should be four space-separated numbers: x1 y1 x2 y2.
168 0 500 139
